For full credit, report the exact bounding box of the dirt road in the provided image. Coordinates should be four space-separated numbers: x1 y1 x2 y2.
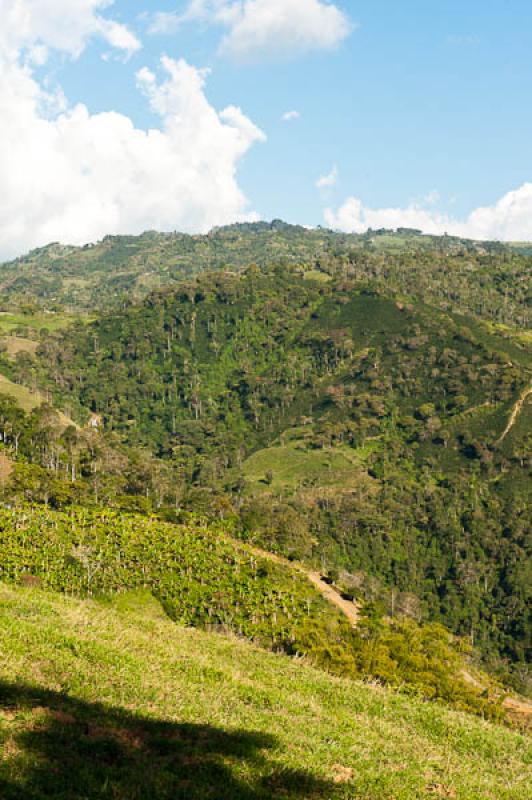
246 544 360 627
497 383 532 444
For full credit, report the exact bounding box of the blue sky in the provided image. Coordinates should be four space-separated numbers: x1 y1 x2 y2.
1 0 532 257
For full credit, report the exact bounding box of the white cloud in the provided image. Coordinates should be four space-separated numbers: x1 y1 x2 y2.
282 110 300 121
0 2 266 260
150 0 353 61
324 184 532 241
0 0 141 60
422 189 440 206
316 165 338 189
149 0 211 35
221 0 352 61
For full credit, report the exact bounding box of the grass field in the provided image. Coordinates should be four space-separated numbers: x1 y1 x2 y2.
0 337 39 359
0 372 77 428
0 452 12 485
0 583 529 800
0 312 78 334
0 373 42 412
242 438 373 493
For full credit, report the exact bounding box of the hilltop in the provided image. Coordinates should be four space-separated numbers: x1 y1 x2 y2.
0 224 530 329
0 582 530 800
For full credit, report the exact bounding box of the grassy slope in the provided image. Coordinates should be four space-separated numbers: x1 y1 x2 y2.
0 451 12 485
0 373 76 429
0 373 42 412
0 312 76 334
0 337 39 359
0 584 530 800
242 438 367 493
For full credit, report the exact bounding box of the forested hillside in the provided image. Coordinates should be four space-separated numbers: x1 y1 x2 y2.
1 258 528 682
1 223 530 328
0 226 530 713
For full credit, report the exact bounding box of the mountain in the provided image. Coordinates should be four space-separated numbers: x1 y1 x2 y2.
3 263 527 677
0 581 530 799
0 226 530 717
1 224 530 330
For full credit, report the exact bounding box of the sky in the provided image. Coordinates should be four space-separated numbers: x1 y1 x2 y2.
1 0 532 259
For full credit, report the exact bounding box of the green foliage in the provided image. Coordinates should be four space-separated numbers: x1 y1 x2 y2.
0 232 530 700
4 264 529 674
0 504 509 719
0 504 341 656
1 223 530 330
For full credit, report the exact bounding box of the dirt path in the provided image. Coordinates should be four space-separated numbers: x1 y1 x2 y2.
0 451 13 485
249 545 531 721
496 383 532 444
305 571 360 626
246 544 360 628
504 697 532 719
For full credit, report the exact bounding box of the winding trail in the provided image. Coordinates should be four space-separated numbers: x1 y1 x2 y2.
496 383 532 444
462 670 532 722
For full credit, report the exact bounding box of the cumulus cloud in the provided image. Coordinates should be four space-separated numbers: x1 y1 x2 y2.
324 184 532 241
282 110 300 121
150 0 353 61
0 0 141 60
316 165 338 189
0 1 266 260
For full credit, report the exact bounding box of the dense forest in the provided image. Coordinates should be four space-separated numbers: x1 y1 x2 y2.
0 224 530 703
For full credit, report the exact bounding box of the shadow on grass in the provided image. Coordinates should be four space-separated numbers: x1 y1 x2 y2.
0 681 333 799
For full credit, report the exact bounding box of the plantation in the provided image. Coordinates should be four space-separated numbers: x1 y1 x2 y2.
0 505 341 654
0 504 521 720
1 3 531 793
3 265 525 675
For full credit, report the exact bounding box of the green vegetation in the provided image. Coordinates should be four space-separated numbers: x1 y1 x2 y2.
0 337 39 359
0 583 530 799
0 503 507 718
7 265 526 679
0 504 345 656
0 311 77 334
0 374 43 413
242 438 364 492
0 225 529 728
1 223 530 329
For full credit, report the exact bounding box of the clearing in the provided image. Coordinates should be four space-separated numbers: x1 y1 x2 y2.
0 372 77 428
0 336 39 359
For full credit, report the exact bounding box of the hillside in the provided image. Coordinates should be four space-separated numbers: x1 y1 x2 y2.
1 502 512 719
0 505 345 656
0 242 529 702
9 265 528 673
0 224 530 330
0 583 530 800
